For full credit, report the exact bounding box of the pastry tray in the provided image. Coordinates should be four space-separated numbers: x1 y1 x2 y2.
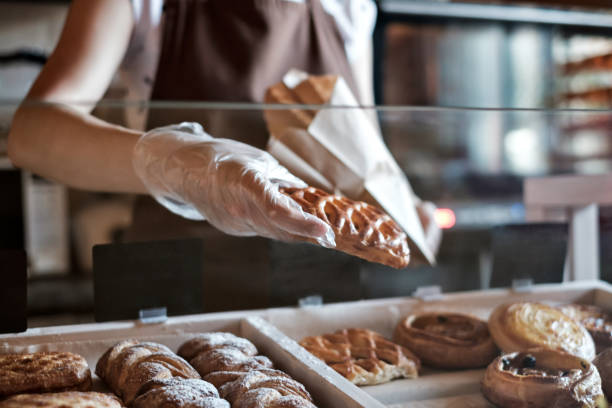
0 311 383 408
265 280 612 407
0 280 610 408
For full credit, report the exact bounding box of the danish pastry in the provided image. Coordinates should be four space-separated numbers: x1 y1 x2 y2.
481 349 607 408
280 187 410 268
299 328 420 385
178 333 258 361
559 304 612 353
0 391 123 408
489 302 596 360
0 351 91 397
394 312 498 368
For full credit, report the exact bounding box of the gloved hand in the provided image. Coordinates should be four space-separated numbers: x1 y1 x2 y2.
132 122 335 247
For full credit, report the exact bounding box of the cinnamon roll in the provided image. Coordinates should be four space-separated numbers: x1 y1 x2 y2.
489 302 596 361
481 349 607 408
394 312 498 368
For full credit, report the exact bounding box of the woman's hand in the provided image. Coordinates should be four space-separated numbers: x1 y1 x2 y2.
133 122 335 247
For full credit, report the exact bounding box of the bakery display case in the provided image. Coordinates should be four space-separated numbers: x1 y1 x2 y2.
2 97 612 407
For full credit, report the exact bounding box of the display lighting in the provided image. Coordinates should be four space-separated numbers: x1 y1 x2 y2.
435 208 456 229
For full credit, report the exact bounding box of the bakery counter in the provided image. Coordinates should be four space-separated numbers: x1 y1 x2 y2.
1 280 611 407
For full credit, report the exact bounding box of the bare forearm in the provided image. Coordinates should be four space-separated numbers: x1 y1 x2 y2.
8 103 147 193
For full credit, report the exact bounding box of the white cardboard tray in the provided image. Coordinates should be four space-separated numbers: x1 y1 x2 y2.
0 311 383 408
265 280 612 407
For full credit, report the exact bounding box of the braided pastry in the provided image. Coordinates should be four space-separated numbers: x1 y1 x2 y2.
178 333 258 361
299 328 420 385
178 333 317 407
133 378 229 408
280 187 410 269
96 340 226 407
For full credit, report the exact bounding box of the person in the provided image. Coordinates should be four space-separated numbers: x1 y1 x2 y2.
8 0 439 310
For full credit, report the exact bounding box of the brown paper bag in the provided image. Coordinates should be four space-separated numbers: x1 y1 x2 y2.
264 69 435 266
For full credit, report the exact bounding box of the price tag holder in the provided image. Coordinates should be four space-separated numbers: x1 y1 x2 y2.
93 239 204 322
0 249 27 333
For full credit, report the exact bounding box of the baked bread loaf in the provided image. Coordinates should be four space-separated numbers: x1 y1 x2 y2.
263 75 337 135
0 391 123 408
593 347 612 399
280 186 410 268
489 302 596 361
394 312 498 369
299 328 420 385
559 304 612 353
481 349 607 408
0 351 91 397
96 340 227 407
179 333 316 408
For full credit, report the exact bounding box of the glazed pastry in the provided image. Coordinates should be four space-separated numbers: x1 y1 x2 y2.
559 304 612 353
280 187 410 269
481 349 607 408
299 328 420 385
0 391 123 408
0 351 91 397
178 333 317 407
394 312 498 368
594 347 612 398
489 302 596 361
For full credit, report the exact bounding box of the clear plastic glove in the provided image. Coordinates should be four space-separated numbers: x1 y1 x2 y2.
132 122 335 247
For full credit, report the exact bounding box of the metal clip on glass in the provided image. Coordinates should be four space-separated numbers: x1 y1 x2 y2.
138 307 168 324
511 278 534 293
413 285 443 301
298 295 323 308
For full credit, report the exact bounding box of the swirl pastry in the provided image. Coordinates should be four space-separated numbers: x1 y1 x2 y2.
594 348 612 398
393 312 498 368
481 349 607 408
0 391 123 408
280 187 410 269
96 340 226 407
559 304 612 353
489 302 596 361
0 351 91 397
299 328 420 385
178 333 317 408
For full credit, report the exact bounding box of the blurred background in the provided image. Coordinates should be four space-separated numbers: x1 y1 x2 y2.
1 0 611 325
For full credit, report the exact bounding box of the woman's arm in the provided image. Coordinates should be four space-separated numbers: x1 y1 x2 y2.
8 0 147 193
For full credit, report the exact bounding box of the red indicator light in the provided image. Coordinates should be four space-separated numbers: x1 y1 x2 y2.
435 208 456 229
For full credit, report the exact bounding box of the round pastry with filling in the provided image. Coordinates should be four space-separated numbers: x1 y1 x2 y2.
481 349 607 408
489 302 596 361
559 304 612 354
393 312 498 368
594 347 612 399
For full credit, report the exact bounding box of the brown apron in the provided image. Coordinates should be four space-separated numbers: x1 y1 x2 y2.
126 0 362 312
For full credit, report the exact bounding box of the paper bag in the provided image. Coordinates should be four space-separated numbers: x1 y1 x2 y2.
264 69 435 266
